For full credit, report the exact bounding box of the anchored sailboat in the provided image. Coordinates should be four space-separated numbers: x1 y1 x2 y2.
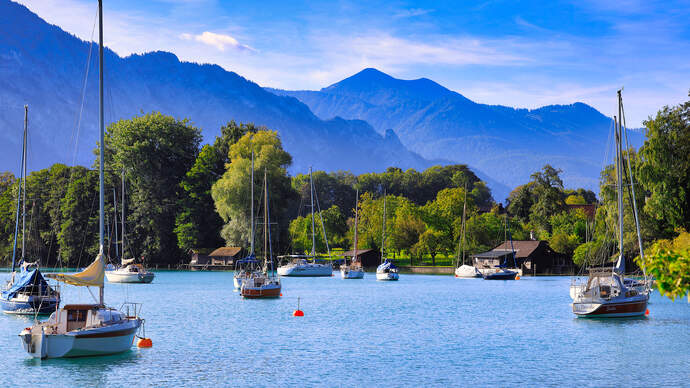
19 0 143 358
1 105 60 315
455 185 481 278
340 188 364 279
483 215 519 280
277 167 333 277
376 193 399 281
571 90 650 318
234 150 261 290
106 170 154 283
240 170 282 298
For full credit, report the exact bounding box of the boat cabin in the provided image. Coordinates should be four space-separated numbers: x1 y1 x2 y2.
47 304 125 334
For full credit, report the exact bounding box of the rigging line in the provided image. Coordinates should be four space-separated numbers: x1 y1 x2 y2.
75 186 98 270
312 178 332 258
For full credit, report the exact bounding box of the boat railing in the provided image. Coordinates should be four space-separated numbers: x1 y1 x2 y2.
120 302 143 318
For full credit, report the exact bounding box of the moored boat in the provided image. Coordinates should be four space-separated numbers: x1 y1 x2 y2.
341 189 364 279
19 1 144 358
376 193 399 281
454 186 481 278
105 259 155 284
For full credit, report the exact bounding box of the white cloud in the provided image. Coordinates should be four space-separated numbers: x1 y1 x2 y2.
180 31 255 52
393 8 433 18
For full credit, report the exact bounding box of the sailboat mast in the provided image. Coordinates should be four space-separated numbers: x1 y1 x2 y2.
113 188 118 260
353 188 359 264
10 107 28 273
121 169 125 259
460 184 467 266
21 105 27 262
250 150 254 255
615 108 625 273
98 0 105 306
263 169 270 274
381 192 386 262
309 167 316 257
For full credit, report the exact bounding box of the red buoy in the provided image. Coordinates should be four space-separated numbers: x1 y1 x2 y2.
645 309 650 315
293 309 304 317
137 338 153 348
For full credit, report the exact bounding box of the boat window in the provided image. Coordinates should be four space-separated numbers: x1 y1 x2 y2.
67 310 87 322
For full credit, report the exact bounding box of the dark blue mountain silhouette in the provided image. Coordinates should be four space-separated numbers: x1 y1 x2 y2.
272 68 644 199
0 1 439 183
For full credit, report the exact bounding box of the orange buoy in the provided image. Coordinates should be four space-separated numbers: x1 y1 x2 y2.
645 309 650 315
280 293 283 296
515 275 521 280
137 338 153 348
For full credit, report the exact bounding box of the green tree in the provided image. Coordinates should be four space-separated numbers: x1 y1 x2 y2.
211 130 295 253
102 112 202 264
638 94 690 232
413 229 444 265
529 164 566 231
58 167 99 266
422 187 475 257
389 199 425 260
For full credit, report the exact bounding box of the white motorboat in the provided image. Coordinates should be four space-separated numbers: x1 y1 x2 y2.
571 90 650 318
105 261 155 284
19 2 144 358
277 167 333 277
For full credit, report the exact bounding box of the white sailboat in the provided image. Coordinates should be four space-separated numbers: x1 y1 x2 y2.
376 193 399 281
571 90 650 318
19 0 143 357
455 185 481 278
277 167 332 277
340 189 364 279
106 171 155 284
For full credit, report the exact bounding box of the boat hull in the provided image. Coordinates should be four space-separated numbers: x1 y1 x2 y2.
572 299 647 318
455 265 481 278
19 319 140 358
105 271 154 283
241 284 282 298
1 295 59 315
277 264 332 277
340 267 364 279
483 270 518 280
376 271 399 281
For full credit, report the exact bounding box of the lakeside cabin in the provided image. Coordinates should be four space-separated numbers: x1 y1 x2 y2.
189 247 244 270
472 240 571 275
340 249 380 269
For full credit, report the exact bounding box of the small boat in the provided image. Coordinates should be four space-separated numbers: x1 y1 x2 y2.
341 189 364 279
376 193 399 281
571 90 650 318
454 186 481 278
483 215 519 280
1 106 60 315
241 170 281 298
105 258 155 283
105 170 154 284
277 167 332 277
19 2 144 357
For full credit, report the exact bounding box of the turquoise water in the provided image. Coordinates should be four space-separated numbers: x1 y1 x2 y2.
1 272 689 387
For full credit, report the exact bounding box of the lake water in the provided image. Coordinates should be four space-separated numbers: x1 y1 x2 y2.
1 271 689 387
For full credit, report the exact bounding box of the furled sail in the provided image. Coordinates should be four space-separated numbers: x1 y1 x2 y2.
47 250 105 287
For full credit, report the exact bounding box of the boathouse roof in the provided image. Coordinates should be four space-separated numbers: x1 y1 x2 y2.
208 247 242 257
491 240 548 258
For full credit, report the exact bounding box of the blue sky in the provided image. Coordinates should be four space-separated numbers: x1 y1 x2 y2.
18 0 690 126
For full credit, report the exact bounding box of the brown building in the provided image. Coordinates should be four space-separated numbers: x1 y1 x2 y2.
472 240 571 275
341 249 381 268
189 247 243 270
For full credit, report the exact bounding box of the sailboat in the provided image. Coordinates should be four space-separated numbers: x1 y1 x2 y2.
19 0 143 358
340 188 364 279
483 215 519 280
106 170 154 283
455 185 481 278
233 150 261 290
1 105 60 315
277 167 333 277
376 193 399 281
240 170 282 298
571 90 650 318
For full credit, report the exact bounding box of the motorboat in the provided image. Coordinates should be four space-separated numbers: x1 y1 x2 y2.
240 170 281 299
105 259 155 283
19 2 144 357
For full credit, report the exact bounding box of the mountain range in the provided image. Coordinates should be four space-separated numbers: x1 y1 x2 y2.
0 0 642 203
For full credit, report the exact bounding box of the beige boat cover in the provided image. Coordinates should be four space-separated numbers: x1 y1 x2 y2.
47 250 104 287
